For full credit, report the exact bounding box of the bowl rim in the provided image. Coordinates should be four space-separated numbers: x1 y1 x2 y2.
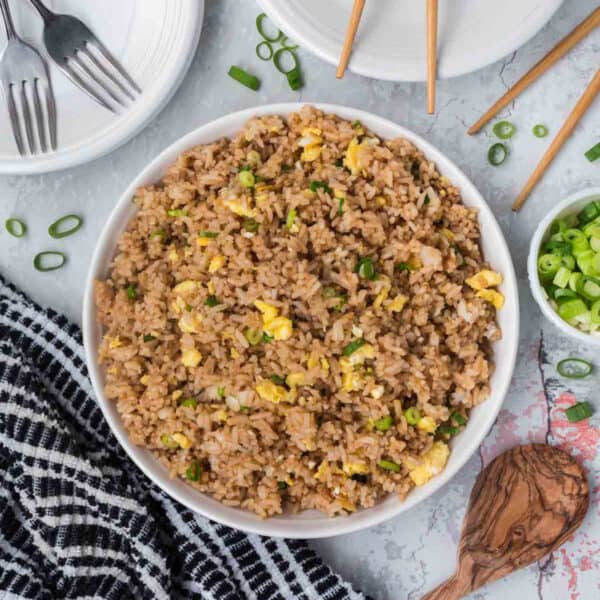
527 186 600 347
82 102 519 538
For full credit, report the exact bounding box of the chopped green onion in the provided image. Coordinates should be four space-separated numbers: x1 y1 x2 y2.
532 124 548 138
180 398 198 409
584 142 600 162
424 194 431 205
270 374 286 386
404 407 421 425
228 66 260 91
199 231 219 239
450 412 467 426
438 425 459 436
277 480 288 490
167 209 187 217
243 218 259 233
287 67 303 91
338 197 345 215
205 295 219 307
309 180 332 194
556 358 593 379
561 255 576 271
565 401 593 423
577 276 600 301
239 170 256 188
262 332 274 343
126 285 137 300
578 202 600 224
542 240 571 256
352 120 362 129
48 214 83 239
554 288 578 303
395 262 414 272
285 209 297 230
217 386 225 398
488 143 508 166
355 256 377 280
281 164 292 173
342 338 366 357
244 327 263 346
280 35 299 50
335 158 344 168
150 229 167 241
256 40 273 61
143 334 156 342
374 415 393 432
5 218 27 238
186 461 202 481
553 266 572 288
378 459 401 473
256 13 283 42
538 253 562 280
557 298 588 320
273 47 299 75
492 121 516 139
591 299 600 324
33 251 66 272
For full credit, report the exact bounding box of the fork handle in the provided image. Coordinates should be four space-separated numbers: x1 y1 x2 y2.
28 0 53 22
0 0 17 39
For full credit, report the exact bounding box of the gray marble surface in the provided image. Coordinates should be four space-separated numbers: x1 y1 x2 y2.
1 1 599 598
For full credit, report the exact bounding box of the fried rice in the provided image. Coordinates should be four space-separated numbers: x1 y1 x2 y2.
95 106 503 517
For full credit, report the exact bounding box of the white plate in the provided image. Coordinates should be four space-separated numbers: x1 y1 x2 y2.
258 0 563 82
0 0 203 174
83 103 519 539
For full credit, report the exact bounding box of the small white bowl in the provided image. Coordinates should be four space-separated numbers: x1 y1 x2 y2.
83 103 519 539
528 187 600 347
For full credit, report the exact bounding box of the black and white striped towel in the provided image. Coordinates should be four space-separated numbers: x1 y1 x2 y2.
0 274 366 600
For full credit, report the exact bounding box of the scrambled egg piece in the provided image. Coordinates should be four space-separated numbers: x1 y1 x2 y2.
408 441 449 486
342 462 369 476
321 358 330 371
285 373 305 388
466 269 503 290
207 281 216 295
373 276 391 309
171 296 188 315
208 255 226 273
214 410 228 422
172 390 183 401
417 416 437 434
386 294 408 313
307 352 319 370
172 432 192 449
230 348 240 359
254 300 278 322
107 336 122 349
173 280 199 295
370 385 384 400
440 228 454 241
344 137 376 175
223 196 257 218
197 237 212 247
314 460 329 481
345 343 375 367
339 343 375 392
337 497 356 512
178 312 203 334
168 249 179 263
333 189 345 200
181 348 202 368
299 127 323 162
255 379 295 404
477 289 505 309
246 150 261 167
342 370 363 392
254 300 294 341
375 195 386 206
140 375 149 386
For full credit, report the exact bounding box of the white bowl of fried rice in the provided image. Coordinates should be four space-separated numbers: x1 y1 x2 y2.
83 104 519 538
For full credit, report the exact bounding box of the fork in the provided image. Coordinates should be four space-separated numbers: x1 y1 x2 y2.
28 0 141 113
0 0 56 155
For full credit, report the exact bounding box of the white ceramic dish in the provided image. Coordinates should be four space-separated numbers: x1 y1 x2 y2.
528 187 600 347
0 0 203 174
258 0 563 82
83 103 519 539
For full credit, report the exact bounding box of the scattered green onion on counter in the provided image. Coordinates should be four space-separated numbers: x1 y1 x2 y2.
228 65 260 91
256 12 283 42
492 120 516 139
33 251 66 272
585 142 600 163
256 40 274 61
532 124 549 138
48 214 83 239
5 217 27 238
488 143 508 166
556 358 593 379
565 401 593 423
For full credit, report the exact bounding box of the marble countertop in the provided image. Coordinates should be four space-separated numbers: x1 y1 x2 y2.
1 0 599 598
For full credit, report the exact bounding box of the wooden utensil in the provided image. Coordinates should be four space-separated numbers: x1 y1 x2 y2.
468 6 600 134
336 0 366 79
513 69 600 211
422 444 589 600
427 0 438 114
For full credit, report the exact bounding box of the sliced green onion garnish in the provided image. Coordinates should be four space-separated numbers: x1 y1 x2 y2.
310 180 332 194
591 299 600 324
374 415 393 432
492 121 516 139
584 142 600 162
199 231 219 238
378 459 401 473
538 253 561 279
488 143 508 166
33 251 66 272
450 412 467 426
217 386 225 398
256 40 274 61
404 407 421 425
553 266 572 288
532 124 548 138
160 434 178 449
277 480 288 490
186 461 202 481
556 358 593 379
565 401 593 423
557 298 588 320
256 13 283 42
150 229 166 241
48 214 83 239
126 285 137 300
167 209 188 217
180 398 198 409
338 197 345 216
262 332 274 343
285 209 297 230
355 256 377 280
239 170 256 188
395 262 414 272
579 202 600 224
205 295 219 307
273 48 299 75
287 67 303 91
5 218 27 238
342 338 366 357
228 66 260 91
438 424 459 436
143 334 156 342
243 218 259 233
244 327 263 346
280 35 299 50
270 374 286 386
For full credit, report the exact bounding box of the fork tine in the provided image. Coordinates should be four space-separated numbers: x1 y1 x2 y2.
87 39 141 94
44 82 57 151
62 61 116 113
80 46 135 101
32 79 47 153
71 53 126 108
6 84 25 156
19 81 36 154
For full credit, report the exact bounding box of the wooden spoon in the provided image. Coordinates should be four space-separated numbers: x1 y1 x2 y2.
422 444 589 600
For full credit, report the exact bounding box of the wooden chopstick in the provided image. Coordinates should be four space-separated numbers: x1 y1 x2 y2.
512 69 600 212
337 0 366 79
469 7 600 134
427 0 438 114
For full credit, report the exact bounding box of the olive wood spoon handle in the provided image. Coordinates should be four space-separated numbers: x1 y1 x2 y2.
422 444 589 600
